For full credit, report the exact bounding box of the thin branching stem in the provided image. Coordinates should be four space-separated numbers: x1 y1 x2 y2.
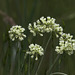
20 49 28 72
28 55 31 75
46 54 60 75
17 41 21 75
10 46 17 75
35 32 52 75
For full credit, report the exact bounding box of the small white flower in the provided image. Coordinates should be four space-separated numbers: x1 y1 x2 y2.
8 25 26 41
55 33 75 55
73 43 75 50
28 16 63 37
39 34 43 36
26 44 44 60
35 56 38 60
37 20 41 24
31 55 34 58
47 16 50 20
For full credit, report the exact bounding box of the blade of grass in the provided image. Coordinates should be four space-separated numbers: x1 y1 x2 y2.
10 41 21 75
17 41 21 75
28 55 31 75
47 33 55 75
10 46 17 75
46 54 60 75
35 32 52 75
10 42 18 75
20 53 28 75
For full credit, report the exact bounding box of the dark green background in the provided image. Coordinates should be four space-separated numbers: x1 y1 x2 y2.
0 0 75 75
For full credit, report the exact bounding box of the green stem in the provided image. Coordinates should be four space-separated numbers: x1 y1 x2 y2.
10 46 17 75
58 56 61 71
17 41 21 75
46 54 60 75
35 33 52 75
20 53 27 72
28 55 31 75
18 50 20 75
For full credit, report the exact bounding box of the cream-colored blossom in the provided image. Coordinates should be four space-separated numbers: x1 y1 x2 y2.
28 16 63 37
8 25 26 41
55 33 75 55
26 44 44 60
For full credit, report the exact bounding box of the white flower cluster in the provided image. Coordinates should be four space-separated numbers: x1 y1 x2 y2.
28 16 63 37
55 33 75 55
8 25 26 41
26 44 44 60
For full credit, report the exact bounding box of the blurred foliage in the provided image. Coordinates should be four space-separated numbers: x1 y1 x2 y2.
0 0 75 75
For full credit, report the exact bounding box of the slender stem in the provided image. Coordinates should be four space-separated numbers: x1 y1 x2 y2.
28 55 31 75
46 54 60 75
10 46 17 75
58 56 61 71
43 32 52 50
50 33 54 70
17 41 21 75
35 33 52 75
45 33 52 51
18 50 20 75
20 49 29 72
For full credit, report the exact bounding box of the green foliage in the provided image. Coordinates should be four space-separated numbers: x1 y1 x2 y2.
0 0 75 75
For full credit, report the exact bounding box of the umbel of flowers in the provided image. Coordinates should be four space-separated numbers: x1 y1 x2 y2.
28 16 63 37
8 25 26 41
26 44 44 60
55 33 75 55
8 16 75 60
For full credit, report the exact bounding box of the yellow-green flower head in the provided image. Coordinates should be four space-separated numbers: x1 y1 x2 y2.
28 16 63 37
26 44 44 60
8 25 26 41
55 33 75 55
